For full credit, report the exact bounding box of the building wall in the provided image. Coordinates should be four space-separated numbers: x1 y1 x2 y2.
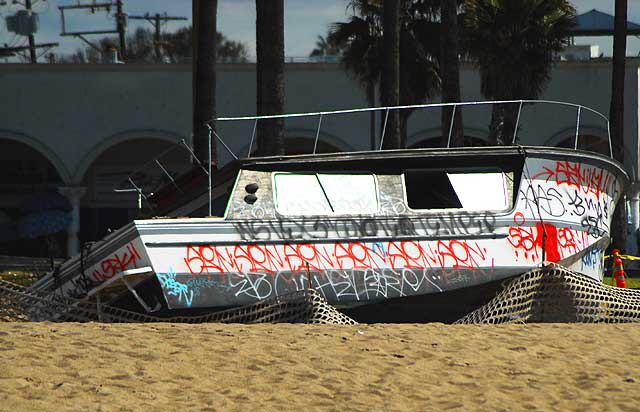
0 60 639 253
1 60 637 183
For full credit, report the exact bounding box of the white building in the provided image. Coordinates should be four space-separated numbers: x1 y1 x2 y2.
1 60 639 256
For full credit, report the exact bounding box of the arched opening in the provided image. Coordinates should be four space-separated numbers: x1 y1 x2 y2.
80 138 193 242
0 139 67 257
555 134 609 156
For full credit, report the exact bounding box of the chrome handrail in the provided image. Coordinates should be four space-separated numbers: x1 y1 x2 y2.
209 99 612 159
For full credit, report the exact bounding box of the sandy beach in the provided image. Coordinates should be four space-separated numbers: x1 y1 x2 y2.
0 322 639 411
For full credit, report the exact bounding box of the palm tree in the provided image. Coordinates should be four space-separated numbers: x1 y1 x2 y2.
309 35 340 58
330 2 382 150
381 0 401 148
256 0 285 156
610 0 628 250
193 0 218 166
439 0 463 147
465 0 575 145
331 0 440 149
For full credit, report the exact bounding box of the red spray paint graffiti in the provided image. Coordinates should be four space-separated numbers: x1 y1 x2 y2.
531 160 613 200
183 239 493 276
508 212 591 263
91 242 142 282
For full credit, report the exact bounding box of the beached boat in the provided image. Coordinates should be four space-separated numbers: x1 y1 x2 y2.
28 100 629 319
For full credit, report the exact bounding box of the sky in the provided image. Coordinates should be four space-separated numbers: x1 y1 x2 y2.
1 0 639 62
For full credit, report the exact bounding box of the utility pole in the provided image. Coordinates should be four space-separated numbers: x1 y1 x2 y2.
129 12 187 62
1 0 56 63
24 0 36 63
116 0 126 60
59 1 127 61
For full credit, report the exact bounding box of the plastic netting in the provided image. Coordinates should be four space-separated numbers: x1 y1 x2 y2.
0 279 356 325
456 264 640 324
4 264 640 325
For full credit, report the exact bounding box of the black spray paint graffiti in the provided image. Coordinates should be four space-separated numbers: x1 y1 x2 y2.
519 184 566 217
232 213 497 242
165 267 497 307
519 181 614 239
581 216 607 238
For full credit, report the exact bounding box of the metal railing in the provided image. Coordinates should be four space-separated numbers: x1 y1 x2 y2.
113 138 209 213
115 100 612 218
209 99 613 159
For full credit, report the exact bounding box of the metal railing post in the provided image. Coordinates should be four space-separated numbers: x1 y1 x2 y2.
247 119 258 157
446 104 457 148
127 177 150 210
379 109 390 150
154 159 182 193
212 129 239 160
179 139 207 172
313 114 323 154
511 100 524 145
574 106 582 150
206 124 212 217
607 121 614 158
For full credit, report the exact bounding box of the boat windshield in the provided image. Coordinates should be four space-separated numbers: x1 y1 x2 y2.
404 170 511 212
273 173 378 216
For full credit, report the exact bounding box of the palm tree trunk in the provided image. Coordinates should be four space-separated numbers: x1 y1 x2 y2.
487 102 520 146
440 0 464 147
256 0 285 156
367 80 376 150
400 111 409 146
381 0 401 149
610 0 628 251
193 0 218 166
488 105 503 145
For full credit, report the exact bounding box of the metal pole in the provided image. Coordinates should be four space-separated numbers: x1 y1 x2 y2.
511 100 524 145
313 114 323 154
574 106 581 150
212 129 239 160
116 0 126 61
206 124 212 216
247 119 258 157
25 0 37 63
379 109 390 150
446 104 457 148
607 121 614 158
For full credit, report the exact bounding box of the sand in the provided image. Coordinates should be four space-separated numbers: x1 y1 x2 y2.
1 322 640 411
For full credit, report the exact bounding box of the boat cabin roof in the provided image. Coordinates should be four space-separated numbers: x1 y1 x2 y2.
239 146 628 179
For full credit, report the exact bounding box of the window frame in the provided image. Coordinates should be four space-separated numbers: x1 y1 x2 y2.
401 167 514 213
272 171 380 217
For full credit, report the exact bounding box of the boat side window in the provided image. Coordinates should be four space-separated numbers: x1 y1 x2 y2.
403 170 510 211
273 173 378 216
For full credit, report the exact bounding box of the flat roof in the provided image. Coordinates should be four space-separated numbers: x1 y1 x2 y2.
568 9 640 37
